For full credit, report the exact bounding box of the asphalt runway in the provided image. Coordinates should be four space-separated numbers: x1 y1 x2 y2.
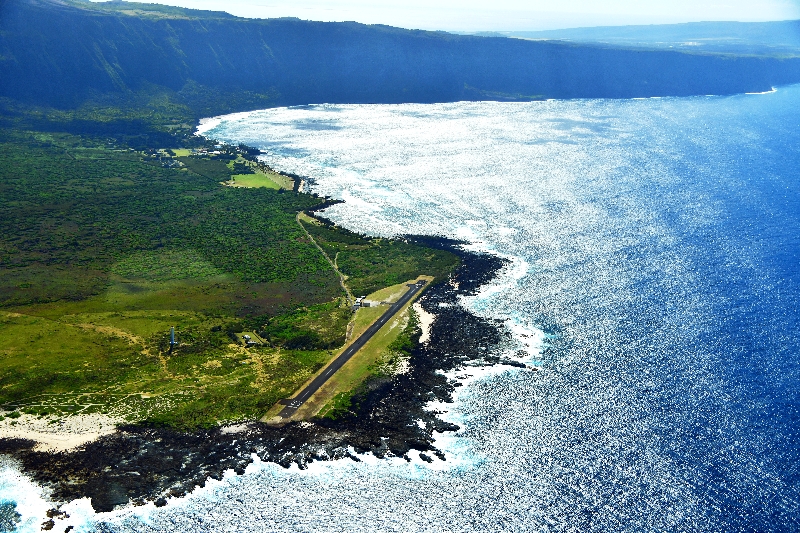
278 280 427 418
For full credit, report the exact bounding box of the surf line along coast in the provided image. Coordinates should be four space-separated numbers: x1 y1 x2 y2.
0 235 516 512
0 133 514 511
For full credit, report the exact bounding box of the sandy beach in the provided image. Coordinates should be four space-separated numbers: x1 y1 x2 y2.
0 413 120 452
413 301 435 344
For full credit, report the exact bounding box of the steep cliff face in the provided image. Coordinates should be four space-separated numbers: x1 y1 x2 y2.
2 0 800 113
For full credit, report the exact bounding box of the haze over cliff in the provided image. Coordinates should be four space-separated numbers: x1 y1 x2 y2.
489 20 800 57
2 0 800 117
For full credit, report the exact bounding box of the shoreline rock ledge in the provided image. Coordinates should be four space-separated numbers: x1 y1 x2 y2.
0 236 510 513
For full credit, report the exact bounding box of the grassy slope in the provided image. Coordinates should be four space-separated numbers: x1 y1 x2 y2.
0 126 458 429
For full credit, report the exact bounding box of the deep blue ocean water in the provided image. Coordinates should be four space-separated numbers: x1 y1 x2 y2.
3 86 800 532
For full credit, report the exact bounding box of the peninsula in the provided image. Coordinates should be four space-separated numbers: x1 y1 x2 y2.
2 0 800 514
0 132 458 435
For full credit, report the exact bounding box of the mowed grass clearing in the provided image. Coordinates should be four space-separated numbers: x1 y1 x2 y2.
224 158 294 190
229 173 281 189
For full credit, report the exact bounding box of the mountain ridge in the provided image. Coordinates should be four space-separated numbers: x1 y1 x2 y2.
2 0 800 117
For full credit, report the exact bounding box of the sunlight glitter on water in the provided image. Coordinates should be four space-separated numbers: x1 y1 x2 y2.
183 88 800 532
6 87 800 532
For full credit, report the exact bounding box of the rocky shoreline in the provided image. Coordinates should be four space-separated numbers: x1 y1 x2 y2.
0 237 509 514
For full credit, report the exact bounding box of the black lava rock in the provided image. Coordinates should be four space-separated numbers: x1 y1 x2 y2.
0 238 510 511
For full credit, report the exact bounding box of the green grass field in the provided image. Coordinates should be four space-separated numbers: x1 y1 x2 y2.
229 173 281 189
0 265 343 428
0 127 458 429
226 158 294 190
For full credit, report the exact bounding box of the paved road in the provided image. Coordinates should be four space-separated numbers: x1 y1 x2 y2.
278 280 427 418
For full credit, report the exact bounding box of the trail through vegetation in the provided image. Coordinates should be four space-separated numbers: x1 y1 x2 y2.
297 213 354 304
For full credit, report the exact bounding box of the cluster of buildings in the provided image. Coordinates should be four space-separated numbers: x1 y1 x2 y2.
233 331 266 347
352 296 377 311
191 145 247 160
190 147 225 157
143 149 184 168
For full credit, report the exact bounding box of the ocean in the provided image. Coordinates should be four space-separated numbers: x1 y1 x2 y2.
4 86 800 532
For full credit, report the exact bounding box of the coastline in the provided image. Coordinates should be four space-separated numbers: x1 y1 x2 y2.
0 237 510 513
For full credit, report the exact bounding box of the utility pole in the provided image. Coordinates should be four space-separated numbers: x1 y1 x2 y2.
169 326 176 353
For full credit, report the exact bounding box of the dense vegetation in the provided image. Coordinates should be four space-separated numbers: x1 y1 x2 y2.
2 0 800 118
302 218 458 296
0 123 458 428
4 0 794 432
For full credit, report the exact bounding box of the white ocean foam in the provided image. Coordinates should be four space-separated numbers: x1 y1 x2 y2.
194 116 225 136
0 459 53 533
458 251 530 312
196 111 258 137
0 459 111 533
746 87 778 95
6 86 800 531
503 318 548 362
